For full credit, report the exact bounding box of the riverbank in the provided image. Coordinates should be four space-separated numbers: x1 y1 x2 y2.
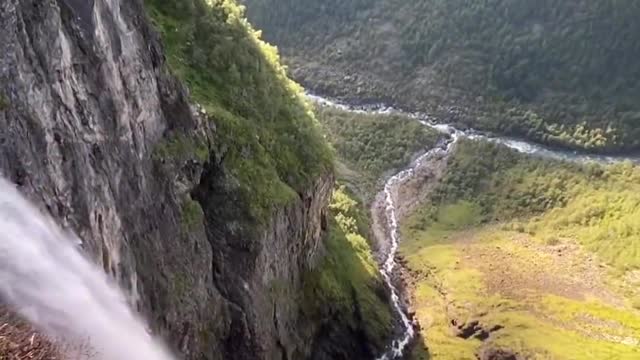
369 145 452 359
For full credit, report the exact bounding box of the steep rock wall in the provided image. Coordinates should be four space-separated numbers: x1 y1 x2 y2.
0 0 332 359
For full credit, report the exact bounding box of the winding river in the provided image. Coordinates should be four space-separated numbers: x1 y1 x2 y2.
307 93 640 360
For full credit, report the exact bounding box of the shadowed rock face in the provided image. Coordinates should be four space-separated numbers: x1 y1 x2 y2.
59 0 96 34
0 0 333 359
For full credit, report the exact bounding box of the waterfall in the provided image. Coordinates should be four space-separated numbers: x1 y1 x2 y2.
0 178 175 360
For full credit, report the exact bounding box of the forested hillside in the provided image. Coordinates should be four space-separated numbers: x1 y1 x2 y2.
244 0 640 153
316 105 442 201
401 141 640 359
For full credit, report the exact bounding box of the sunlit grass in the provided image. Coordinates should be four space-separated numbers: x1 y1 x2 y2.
399 146 640 359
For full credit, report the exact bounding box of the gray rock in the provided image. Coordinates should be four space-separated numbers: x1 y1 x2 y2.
0 0 333 359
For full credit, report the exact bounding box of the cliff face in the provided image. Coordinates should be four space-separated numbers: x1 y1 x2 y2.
0 0 333 359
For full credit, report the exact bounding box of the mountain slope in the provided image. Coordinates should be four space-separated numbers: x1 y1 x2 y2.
0 0 390 359
399 140 640 359
244 0 640 153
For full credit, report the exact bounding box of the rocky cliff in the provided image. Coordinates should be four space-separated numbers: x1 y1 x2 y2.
0 0 337 359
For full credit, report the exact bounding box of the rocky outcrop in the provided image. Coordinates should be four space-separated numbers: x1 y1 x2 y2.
0 0 333 359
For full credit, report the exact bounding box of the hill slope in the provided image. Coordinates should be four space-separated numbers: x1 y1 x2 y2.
400 140 640 359
244 0 640 153
0 0 391 359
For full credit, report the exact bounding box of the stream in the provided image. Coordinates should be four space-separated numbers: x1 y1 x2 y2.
307 93 640 359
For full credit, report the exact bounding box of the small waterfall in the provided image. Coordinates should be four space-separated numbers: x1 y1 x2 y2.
0 178 175 360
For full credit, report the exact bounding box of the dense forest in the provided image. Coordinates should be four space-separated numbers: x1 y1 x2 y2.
315 105 442 201
243 0 640 153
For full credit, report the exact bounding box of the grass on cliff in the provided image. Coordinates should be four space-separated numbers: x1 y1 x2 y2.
400 140 640 359
301 186 393 349
316 105 442 201
145 0 332 222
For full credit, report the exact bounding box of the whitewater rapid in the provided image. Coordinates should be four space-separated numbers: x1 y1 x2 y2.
0 178 175 360
308 93 639 359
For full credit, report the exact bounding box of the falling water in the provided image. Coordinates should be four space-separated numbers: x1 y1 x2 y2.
0 178 175 360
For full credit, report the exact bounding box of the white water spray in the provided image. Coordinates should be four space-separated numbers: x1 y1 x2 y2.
0 178 175 360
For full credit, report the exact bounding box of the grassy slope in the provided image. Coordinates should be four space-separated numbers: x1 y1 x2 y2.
400 140 640 359
301 186 393 352
144 0 332 222
316 105 441 202
145 2 397 356
244 0 640 153
144 0 396 353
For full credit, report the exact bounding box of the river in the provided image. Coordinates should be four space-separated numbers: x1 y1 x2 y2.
307 92 639 359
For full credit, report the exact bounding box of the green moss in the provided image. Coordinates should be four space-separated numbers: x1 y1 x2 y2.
153 133 209 163
542 295 640 339
488 310 640 360
180 196 204 233
144 0 332 222
0 94 8 111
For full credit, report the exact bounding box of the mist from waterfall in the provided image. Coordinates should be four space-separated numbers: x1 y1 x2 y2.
0 178 175 360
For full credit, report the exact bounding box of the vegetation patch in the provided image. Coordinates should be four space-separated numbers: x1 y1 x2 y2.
301 186 393 350
245 0 640 152
153 132 209 164
399 140 640 359
144 0 332 222
0 94 8 111
316 105 442 201
180 196 205 233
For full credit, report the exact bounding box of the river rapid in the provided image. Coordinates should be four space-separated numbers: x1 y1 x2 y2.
307 93 640 360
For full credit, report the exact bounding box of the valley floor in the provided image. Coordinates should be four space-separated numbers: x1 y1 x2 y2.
316 100 640 360
401 222 640 360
